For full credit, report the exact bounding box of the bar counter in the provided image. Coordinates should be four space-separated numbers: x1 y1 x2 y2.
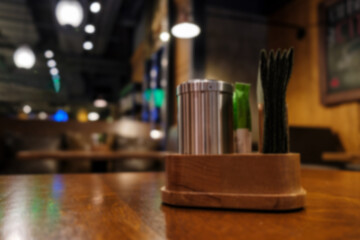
0 168 359 239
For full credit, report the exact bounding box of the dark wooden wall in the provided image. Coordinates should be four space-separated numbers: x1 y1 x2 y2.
268 0 360 152
204 8 268 143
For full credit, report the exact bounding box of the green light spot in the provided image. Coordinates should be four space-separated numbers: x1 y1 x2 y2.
153 89 165 107
144 89 152 102
51 76 61 93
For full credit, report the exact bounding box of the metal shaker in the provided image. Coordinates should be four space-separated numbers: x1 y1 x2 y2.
177 79 234 154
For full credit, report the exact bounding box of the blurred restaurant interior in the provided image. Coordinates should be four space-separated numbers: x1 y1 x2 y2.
0 0 359 238
0 0 358 173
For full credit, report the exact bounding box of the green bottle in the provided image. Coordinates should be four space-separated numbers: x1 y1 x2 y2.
233 83 252 153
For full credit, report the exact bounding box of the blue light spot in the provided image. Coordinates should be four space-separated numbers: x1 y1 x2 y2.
150 108 159 121
53 109 69 122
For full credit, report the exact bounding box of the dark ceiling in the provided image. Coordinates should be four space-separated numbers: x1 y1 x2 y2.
206 0 292 15
0 0 291 115
0 0 145 110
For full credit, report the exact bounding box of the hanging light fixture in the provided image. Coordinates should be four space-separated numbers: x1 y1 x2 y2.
47 59 57 68
50 67 59 76
90 2 101 13
84 24 96 34
13 45 36 69
160 32 170 42
93 97 108 108
55 0 84 27
171 4 200 39
83 41 93 50
150 129 164 140
171 22 200 39
88 112 100 121
44 50 54 59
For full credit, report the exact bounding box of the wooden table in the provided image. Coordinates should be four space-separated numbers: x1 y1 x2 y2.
323 152 360 163
16 150 168 172
0 168 359 239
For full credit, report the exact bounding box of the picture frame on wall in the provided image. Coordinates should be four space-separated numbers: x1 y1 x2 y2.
318 0 360 105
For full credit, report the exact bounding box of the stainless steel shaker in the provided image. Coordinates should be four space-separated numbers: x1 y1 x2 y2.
177 79 234 154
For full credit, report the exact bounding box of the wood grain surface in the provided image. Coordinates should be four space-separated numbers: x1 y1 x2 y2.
322 152 360 163
0 169 358 239
162 154 305 210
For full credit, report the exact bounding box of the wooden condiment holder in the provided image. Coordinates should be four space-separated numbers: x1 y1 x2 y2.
161 153 306 210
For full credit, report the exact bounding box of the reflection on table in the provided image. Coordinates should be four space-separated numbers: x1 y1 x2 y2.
0 168 358 239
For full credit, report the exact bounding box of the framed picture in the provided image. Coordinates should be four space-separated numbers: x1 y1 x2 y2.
319 0 360 105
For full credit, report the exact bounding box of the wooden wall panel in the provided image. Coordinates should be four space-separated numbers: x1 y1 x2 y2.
175 39 191 86
268 0 360 152
131 42 146 83
174 0 191 86
130 0 191 124
131 0 169 84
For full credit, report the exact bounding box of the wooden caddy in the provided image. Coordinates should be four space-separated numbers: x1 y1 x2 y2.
161 153 306 211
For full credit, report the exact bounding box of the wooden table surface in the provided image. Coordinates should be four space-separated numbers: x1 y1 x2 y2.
0 168 359 239
323 152 360 163
17 150 168 161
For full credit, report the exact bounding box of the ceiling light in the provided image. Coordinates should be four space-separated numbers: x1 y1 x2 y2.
150 129 164 140
55 0 84 27
159 32 170 42
47 59 57 68
171 22 201 39
83 41 93 50
13 45 36 69
94 98 108 108
88 112 100 121
50 67 59 75
44 50 54 59
90 2 101 13
23 105 32 114
38 112 48 120
84 24 96 34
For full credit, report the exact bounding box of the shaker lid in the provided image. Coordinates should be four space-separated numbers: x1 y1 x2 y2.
176 79 233 95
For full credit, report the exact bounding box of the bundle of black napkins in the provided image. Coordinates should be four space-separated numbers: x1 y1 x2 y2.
259 48 294 153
